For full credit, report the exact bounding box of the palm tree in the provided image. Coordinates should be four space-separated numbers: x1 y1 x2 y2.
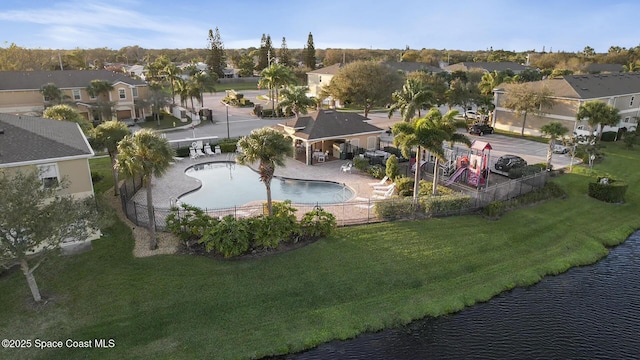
162 62 181 105
387 78 433 122
236 128 293 216
623 61 639 73
576 101 621 141
422 108 471 195
116 129 174 250
278 86 317 118
91 121 131 195
259 63 296 116
540 121 569 171
40 83 69 106
86 79 115 123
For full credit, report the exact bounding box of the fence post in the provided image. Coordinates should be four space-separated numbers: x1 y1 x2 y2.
133 202 139 225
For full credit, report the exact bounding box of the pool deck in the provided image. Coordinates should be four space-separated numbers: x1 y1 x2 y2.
132 153 383 209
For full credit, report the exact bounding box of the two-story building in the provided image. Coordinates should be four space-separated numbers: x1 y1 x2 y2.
0 113 100 251
0 70 149 123
493 73 640 136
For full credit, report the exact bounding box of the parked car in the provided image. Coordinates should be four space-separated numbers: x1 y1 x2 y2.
552 143 569 154
468 123 494 136
494 155 527 172
464 110 488 121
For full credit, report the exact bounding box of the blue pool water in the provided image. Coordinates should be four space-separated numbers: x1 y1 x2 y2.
179 162 354 209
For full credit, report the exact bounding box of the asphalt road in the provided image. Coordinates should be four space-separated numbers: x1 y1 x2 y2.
132 92 576 170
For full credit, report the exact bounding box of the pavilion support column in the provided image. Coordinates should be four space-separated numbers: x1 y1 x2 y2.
305 143 312 165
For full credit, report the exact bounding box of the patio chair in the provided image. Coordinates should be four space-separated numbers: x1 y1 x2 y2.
196 147 206 157
372 183 396 195
368 176 388 186
373 183 395 192
371 186 395 200
341 162 352 172
204 144 215 156
214 145 222 155
189 147 198 160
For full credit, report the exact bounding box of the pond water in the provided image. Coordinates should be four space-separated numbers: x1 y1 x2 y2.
179 162 354 209
284 230 640 359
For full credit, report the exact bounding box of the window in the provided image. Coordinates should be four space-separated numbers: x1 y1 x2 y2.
630 96 635 107
119 88 126 99
37 163 60 189
72 89 81 101
132 87 138 98
319 76 322 83
624 116 631 123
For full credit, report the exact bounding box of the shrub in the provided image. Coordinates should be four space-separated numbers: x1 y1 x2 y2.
367 164 385 179
600 131 617 142
215 138 238 153
385 155 399 180
623 131 637 149
200 215 252 258
374 197 418 220
166 204 218 245
252 201 300 248
395 176 414 197
91 171 104 184
353 156 370 172
588 177 627 203
508 165 542 179
483 201 506 218
299 207 337 239
420 194 472 215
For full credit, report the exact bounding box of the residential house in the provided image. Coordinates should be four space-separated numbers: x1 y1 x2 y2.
306 63 344 104
0 113 100 250
278 109 385 165
444 61 529 74
0 70 149 123
493 73 640 136
382 61 442 74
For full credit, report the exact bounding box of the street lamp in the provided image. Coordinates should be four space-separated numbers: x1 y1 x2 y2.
225 104 230 139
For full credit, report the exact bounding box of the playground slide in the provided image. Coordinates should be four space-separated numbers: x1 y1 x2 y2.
445 167 467 186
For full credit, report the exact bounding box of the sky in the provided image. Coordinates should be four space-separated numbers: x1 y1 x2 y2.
0 0 639 53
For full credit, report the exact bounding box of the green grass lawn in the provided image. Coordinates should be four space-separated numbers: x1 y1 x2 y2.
1 143 638 360
217 81 260 92
136 114 195 131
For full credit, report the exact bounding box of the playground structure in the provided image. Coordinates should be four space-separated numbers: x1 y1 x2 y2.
445 140 492 188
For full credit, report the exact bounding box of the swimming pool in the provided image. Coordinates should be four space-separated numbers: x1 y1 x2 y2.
178 162 354 209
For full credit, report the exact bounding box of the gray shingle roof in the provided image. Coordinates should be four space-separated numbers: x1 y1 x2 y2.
0 113 93 165
497 72 640 100
281 110 383 140
383 61 442 73
306 63 343 75
0 69 146 91
445 62 529 73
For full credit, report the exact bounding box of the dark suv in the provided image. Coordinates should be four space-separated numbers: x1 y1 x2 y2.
468 123 494 136
494 155 527 172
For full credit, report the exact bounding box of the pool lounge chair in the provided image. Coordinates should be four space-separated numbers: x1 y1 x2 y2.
341 162 353 172
372 183 396 192
204 144 215 156
196 147 206 157
189 147 199 160
371 185 396 199
368 176 388 186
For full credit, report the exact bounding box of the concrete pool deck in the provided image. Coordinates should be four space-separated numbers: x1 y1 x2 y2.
131 153 383 209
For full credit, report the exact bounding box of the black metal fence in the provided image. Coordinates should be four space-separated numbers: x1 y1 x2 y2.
118 169 548 231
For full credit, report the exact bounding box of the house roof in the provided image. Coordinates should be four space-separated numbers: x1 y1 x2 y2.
445 62 529 73
0 113 93 166
383 61 442 73
306 63 343 75
279 110 383 141
496 72 640 100
0 69 146 91
585 63 624 73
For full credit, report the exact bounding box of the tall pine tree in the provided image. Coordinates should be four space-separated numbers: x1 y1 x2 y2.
304 32 316 70
279 37 291 67
257 34 269 71
206 27 225 79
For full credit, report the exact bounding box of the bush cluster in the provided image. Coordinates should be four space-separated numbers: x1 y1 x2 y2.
482 181 567 218
374 197 419 220
508 164 544 179
419 194 472 215
166 201 337 258
588 177 627 203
